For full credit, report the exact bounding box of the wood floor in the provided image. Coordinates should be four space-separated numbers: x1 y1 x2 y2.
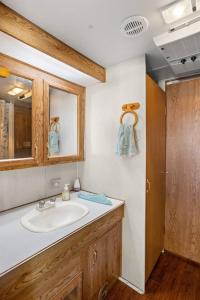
106 252 200 300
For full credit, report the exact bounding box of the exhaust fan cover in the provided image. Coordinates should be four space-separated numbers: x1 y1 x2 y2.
120 16 149 38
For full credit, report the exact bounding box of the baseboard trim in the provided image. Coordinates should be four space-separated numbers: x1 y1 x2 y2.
118 277 145 294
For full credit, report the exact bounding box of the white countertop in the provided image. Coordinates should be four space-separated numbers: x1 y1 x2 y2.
0 191 123 277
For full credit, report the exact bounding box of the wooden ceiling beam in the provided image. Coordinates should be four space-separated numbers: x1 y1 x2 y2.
0 2 106 82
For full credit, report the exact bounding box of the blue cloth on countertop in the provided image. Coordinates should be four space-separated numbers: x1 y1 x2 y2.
48 131 60 155
78 193 112 206
116 123 138 157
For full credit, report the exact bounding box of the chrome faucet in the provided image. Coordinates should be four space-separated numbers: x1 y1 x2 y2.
49 198 56 205
37 198 56 211
38 200 46 209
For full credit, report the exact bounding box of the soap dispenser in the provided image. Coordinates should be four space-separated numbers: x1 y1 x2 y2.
62 184 70 201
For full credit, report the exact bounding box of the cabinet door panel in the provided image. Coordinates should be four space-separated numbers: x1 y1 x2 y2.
52 272 82 300
107 223 121 284
0 54 43 170
87 223 122 300
43 77 85 165
88 236 107 299
146 75 166 280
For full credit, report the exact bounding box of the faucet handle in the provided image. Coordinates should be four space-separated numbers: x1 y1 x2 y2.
49 198 56 204
38 200 45 208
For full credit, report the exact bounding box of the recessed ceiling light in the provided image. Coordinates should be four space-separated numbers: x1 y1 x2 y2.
8 87 24 96
161 0 193 24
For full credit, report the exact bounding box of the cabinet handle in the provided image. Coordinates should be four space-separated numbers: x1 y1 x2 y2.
146 179 151 193
93 250 97 265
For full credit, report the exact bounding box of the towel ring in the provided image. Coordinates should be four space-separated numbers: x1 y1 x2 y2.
50 116 60 132
120 111 138 127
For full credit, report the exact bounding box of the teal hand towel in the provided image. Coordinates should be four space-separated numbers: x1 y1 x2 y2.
116 123 138 157
48 131 60 155
78 193 112 206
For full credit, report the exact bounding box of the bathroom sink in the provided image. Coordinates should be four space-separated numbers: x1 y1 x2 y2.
21 201 89 233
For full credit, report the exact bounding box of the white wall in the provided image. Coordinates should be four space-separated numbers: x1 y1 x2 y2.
0 163 76 211
79 56 146 292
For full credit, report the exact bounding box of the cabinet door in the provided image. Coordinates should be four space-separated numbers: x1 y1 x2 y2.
52 272 82 300
0 54 43 170
87 234 107 299
87 223 122 300
146 75 166 280
43 77 85 165
107 223 121 285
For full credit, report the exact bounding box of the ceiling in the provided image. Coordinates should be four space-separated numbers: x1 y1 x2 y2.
1 0 174 70
0 74 32 102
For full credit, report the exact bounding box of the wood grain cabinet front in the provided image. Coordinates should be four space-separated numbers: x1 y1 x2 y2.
51 272 82 300
87 223 122 300
0 53 85 171
0 206 124 300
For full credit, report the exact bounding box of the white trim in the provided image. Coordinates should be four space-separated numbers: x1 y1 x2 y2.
118 277 145 295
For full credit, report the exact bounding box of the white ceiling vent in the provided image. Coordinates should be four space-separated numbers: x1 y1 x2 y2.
120 16 149 38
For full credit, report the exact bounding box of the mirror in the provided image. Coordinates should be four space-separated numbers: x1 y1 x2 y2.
0 74 32 160
48 86 78 157
0 54 84 170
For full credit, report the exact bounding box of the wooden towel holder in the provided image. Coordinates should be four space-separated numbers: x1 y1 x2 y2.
50 116 60 131
120 102 140 126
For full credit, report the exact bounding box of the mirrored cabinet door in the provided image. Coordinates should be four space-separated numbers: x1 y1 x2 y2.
0 74 32 160
44 77 85 164
0 54 43 170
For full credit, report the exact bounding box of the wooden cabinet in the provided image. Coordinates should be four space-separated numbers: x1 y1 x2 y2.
52 273 82 300
87 233 107 299
43 76 84 165
146 75 166 280
0 54 85 170
106 223 121 285
87 223 122 299
0 54 43 170
0 205 124 300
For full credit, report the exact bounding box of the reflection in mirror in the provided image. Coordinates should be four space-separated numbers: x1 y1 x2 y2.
49 87 78 157
0 74 32 160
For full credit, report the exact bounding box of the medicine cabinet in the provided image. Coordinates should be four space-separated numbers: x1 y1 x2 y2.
44 76 84 165
0 54 85 170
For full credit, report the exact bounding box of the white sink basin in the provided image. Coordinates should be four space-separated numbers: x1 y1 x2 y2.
21 201 89 233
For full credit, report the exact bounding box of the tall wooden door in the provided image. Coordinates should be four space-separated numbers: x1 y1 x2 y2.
146 75 166 280
165 78 200 263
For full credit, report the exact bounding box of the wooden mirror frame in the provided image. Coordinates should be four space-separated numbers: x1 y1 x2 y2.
0 54 85 170
0 54 43 171
43 77 85 165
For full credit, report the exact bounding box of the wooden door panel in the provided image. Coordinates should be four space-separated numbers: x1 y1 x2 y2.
87 223 122 299
51 272 82 300
87 235 107 299
165 78 200 263
107 223 121 284
146 75 166 280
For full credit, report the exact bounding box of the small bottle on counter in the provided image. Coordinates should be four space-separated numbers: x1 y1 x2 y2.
74 178 81 192
62 184 70 201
